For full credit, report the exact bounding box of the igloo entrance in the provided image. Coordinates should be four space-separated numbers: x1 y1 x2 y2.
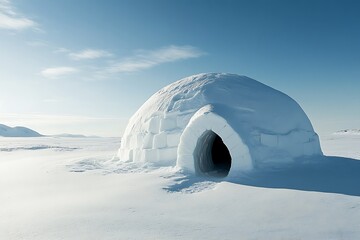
176 104 254 176
194 130 232 177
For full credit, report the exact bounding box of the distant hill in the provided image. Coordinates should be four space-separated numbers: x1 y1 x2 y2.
0 124 42 137
51 133 100 138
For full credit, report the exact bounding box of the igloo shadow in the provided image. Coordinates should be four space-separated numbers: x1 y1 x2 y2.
118 73 323 177
165 156 360 197
227 155 360 197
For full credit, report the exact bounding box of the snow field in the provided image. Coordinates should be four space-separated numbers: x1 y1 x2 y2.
0 135 359 239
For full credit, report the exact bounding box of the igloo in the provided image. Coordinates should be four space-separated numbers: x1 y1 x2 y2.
118 73 322 177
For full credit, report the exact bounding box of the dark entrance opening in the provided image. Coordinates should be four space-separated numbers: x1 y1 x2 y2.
195 130 232 177
212 135 232 173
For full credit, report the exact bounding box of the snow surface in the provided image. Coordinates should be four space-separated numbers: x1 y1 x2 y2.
0 124 42 137
119 73 322 172
1 135 359 240
334 129 360 135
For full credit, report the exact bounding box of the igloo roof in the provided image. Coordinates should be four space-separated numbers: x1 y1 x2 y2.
119 73 322 175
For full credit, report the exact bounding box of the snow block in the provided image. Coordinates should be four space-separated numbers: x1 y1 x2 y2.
141 149 158 162
142 133 154 149
158 147 177 163
167 132 181 147
148 116 160 134
153 132 167 149
118 148 133 162
135 133 143 147
261 134 278 147
132 149 141 162
160 117 177 131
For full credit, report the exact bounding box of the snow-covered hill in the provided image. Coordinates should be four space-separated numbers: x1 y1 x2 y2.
0 124 42 137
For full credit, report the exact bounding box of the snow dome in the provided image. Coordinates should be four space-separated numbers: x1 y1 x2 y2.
118 73 322 177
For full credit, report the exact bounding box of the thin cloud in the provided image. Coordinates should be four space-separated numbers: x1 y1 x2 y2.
69 49 113 60
26 40 48 47
43 98 62 103
53 47 70 54
109 45 205 73
0 0 37 30
41 67 79 79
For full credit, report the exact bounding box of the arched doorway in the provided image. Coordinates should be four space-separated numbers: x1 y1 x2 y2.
176 105 253 176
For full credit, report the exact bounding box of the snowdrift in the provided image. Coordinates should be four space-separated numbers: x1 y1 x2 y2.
118 73 322 176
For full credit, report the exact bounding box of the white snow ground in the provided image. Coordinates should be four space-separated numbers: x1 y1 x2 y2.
0 135 359 240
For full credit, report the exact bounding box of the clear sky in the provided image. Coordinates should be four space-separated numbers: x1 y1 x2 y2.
0 0 359 137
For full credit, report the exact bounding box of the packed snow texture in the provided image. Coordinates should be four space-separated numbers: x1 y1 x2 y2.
1 135 359 240
118 73 322 174
0 124 42 137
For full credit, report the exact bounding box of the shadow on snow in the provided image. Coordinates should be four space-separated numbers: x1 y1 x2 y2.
165 155 360 197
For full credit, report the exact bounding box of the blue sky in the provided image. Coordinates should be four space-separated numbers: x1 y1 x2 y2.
0 0 359 137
